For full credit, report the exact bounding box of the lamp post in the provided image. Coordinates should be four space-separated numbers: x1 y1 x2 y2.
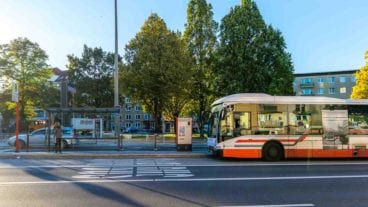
114 0 120 138
12 80 20 152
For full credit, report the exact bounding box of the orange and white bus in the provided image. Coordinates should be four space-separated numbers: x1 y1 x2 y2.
207 93 368 161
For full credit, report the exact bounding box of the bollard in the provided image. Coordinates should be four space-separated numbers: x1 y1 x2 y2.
120 134 124 150
117 134 123 150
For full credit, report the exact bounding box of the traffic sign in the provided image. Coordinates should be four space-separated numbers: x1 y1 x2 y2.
12 81 18 102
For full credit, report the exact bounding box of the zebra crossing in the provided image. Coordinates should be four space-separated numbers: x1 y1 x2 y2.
72 158 194 179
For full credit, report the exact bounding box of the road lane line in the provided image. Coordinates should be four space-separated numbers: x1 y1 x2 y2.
155 174 368 182
219 204 314 207
2 174 368 186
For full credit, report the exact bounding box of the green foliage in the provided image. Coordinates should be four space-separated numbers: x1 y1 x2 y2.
264 26 295 95
351 51 368 99
162 35 193 123
67 45 118 107
216 1 294 96
184 0 218 137
0 37 55 131
122 14 192 133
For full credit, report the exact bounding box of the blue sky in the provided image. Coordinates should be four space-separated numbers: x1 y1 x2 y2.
0 0 367 73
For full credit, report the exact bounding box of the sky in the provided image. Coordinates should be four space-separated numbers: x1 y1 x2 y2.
0 0 368 73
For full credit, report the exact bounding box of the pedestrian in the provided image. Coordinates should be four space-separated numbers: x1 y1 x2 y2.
53 122 62 153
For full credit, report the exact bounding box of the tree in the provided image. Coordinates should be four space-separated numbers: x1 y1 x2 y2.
0 37 55 131
162 36 193 133
216 0 294 96
67 45 118 107
351 51 368 99
184 0 218 138
122 14 192 133
264 26 295 95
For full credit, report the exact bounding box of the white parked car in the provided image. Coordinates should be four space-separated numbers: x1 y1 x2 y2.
7 127 76 149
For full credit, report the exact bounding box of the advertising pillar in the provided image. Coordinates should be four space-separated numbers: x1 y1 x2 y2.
176 117 192 151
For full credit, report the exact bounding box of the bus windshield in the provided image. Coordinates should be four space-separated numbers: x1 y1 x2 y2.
207 105 222 138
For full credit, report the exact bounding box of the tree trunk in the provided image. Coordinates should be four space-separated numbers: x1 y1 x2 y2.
173 112 179 135
199 100 205 138
153 99 162 134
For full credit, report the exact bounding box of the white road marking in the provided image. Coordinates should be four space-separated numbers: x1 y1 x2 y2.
67 158 194 179
1 174 368 186
220 204 314 207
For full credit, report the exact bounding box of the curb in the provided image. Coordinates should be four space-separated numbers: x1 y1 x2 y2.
0 152 210 159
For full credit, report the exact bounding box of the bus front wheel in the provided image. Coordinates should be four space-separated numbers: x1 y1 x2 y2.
262 142 284 162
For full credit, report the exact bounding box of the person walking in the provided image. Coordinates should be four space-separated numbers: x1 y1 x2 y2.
53 122 62 153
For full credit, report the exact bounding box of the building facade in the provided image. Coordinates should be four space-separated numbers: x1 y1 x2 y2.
120 97 175 133
120 97 150 132
294 70 357 99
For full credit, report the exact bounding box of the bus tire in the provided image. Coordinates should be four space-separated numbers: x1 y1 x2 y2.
262 141 284 162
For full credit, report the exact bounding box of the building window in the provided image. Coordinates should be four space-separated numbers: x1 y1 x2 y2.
351 76 356 82
125 104 131 111
135 122 141 128
339 76 346 83
144 114 150 121
317 88 324 94
328 77 335 83
125 97 131 103
126 114 131 120
340 87 346 94
301 78 313 84
329 88 336 94
126 123 131 128
135 105 141 111
302 89 313 95
135 114 141 120
318 77 324 83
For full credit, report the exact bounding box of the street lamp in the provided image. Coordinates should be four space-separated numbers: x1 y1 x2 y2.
114 0 120 137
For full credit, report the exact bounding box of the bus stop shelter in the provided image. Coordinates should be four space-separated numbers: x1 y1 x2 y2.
45 107 121 151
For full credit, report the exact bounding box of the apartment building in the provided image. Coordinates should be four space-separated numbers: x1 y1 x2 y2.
120 97 176 133
121 97 153 132
294 70 357 99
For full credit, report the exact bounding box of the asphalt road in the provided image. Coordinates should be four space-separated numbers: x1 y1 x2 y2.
1 158 368 207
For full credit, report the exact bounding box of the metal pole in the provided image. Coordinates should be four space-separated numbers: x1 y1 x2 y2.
15 98 19 152
154 134 157 151
114 0 120 138
15 81 20 152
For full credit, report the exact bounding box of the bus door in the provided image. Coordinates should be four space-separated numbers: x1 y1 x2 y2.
322 110 349 150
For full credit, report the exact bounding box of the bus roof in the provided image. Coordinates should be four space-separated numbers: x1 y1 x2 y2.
212 93 368 106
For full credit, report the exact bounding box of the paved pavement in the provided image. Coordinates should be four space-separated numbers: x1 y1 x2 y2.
0 138 210 159
2 158 368 206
